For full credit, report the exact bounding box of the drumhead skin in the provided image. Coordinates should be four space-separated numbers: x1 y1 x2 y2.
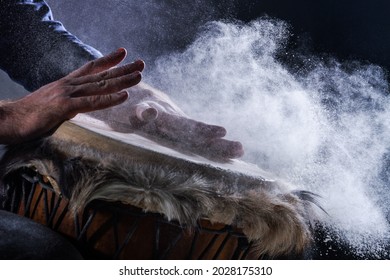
0 210 82 260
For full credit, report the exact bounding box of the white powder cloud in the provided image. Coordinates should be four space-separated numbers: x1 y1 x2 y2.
148 18 390 256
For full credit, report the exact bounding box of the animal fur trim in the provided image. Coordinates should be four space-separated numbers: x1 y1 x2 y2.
0 121 319 256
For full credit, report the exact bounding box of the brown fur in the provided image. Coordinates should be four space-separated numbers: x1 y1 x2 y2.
0 122 319 256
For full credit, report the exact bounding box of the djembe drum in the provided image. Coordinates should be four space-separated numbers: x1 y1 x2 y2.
0 115 318 259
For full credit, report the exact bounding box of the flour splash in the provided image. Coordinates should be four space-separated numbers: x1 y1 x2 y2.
147 18 390 257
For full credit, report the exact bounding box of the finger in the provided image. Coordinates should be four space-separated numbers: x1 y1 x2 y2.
67 48 127 78
71 60 145 85
204 138 244 159
68 91 129 116
156 113 227 139
154 114 243 159
154 116 243 158
138 119 244 159
71 71 142 97
191 121 227 138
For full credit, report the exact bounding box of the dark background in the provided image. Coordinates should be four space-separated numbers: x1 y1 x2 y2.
2 0 390 259
46 0 390 70
2 0 390 97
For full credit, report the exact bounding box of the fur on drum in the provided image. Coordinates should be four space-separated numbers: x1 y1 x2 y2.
0 121 322 257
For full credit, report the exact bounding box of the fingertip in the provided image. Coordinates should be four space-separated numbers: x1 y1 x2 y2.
134 59 145 72
214 126 227 137
193 122 227 138
206 125 227 138
116 47 127 56
209 138 244 159
116 90 129 103
111 47 127 61
232 141 245 158
122 90 129 99
133 70 143 83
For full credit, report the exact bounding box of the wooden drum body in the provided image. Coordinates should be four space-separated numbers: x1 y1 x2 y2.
1 168 257 259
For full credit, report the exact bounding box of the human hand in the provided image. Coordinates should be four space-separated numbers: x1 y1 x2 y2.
0 48 143 144
88 82 244 161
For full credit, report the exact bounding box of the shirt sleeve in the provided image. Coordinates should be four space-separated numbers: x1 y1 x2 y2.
0 0 103 92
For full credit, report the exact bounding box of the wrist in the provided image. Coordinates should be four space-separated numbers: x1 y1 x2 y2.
0 100 20 145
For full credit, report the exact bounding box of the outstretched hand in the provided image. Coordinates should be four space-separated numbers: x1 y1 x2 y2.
88 82 244 161
0 48 143 144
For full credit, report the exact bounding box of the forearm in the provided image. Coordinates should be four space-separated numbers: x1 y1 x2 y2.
0 0 102 92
